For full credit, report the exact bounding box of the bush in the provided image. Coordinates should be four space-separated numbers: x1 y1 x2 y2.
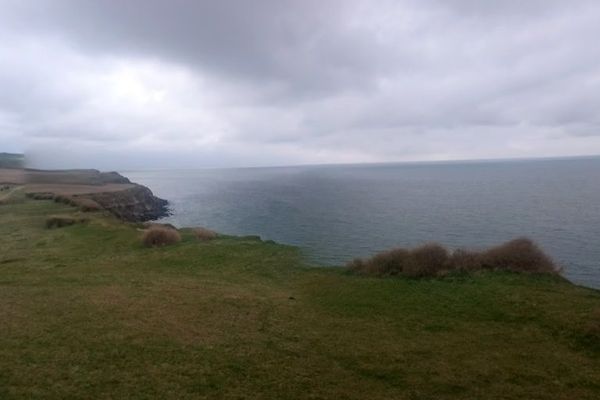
26 192 55 200
348 237 559 278
71 197 101 212
54 195 76 205
142 226 181 247
405 243 450 277
585 309 600 338
478 237 558 274
349 244 449 277
142 222 177 230
46 215 88 229
449 249 484 272
193 227 218 241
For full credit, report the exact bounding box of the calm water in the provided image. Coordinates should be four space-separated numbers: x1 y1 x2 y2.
124 157 600 288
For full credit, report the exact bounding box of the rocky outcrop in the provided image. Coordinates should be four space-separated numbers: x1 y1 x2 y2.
81 184 170 222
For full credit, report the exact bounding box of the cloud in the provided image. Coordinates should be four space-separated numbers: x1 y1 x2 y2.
1 0 599 168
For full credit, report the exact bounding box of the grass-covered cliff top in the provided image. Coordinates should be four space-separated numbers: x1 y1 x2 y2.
1 194 600 399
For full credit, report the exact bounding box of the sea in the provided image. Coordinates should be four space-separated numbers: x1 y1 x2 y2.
124 157 600 289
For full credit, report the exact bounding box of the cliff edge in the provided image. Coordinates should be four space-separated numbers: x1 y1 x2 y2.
6 168 171 222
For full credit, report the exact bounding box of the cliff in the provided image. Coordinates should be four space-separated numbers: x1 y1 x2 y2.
20 169 170 222
82 184 170 222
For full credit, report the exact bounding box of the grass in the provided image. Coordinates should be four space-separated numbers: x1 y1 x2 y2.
1 197 600 399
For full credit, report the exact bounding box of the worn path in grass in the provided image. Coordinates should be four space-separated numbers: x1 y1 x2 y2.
1 198 600 399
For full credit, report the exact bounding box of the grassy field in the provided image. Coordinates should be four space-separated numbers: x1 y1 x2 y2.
1 194 600 399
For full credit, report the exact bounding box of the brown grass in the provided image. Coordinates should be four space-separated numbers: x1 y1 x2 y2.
479 237 558 273
142 226 181 247
193 227 218 241
26 192 55 200
53 194 76 205
584 309 600 339
45 215 89 229
71 197 102 212
349 237 559 278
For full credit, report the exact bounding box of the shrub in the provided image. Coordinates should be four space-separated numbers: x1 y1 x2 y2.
142 222 177 230
26 192 54 200
449 248 484 272
348 237 559 278
479 237 558 274
349 248 410 276
54 195 76 205
142 226 181 247
405 243 450 277
46 215 88 229
71 197 101 212
348 244 449 277
585 309 600 338
193 227 218 241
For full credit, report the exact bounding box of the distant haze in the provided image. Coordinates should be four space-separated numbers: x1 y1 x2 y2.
1 0 600 169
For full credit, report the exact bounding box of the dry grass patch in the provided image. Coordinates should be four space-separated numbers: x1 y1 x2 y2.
585 309 600 338
349 237 560 278
26 192 55 200
142 226 181 247
71 197 102 212
53 194 76 205
194 227 218 241
45 215 89 229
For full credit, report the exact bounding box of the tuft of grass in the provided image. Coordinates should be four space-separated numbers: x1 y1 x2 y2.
26 192 55 200
349 237 559 278
194 227 218 241
141 226 181 247
585 309 600 338
53 194 76 205
71 197 102 212
45 215 88 229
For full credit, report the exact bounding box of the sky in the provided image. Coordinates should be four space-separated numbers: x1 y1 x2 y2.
1 0 600 169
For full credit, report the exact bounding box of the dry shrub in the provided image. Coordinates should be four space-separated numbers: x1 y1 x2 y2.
26 192 55 200
585 309 600 338
349 244 449 277
71 197 101 212
348 237 559 278
46 215 88 229
143 222 177 230
449 249 484 272
406 243 450 277
54 194 76 205
479 237 558 274
349 248 410 276
142 226 181 247
194 227 218 241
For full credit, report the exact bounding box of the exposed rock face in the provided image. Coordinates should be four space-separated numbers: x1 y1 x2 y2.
82 184 170 222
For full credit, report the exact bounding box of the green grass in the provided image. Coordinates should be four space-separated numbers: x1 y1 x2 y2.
1 198 600 399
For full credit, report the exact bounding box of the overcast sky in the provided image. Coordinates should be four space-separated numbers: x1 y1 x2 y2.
1 0 600 169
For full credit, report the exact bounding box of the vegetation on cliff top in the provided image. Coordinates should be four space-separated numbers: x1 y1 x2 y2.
1 196 600 399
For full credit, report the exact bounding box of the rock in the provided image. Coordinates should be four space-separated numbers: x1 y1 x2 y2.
84 184 170 222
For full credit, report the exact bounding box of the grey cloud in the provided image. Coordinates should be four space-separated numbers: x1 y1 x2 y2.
1 0 600 168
